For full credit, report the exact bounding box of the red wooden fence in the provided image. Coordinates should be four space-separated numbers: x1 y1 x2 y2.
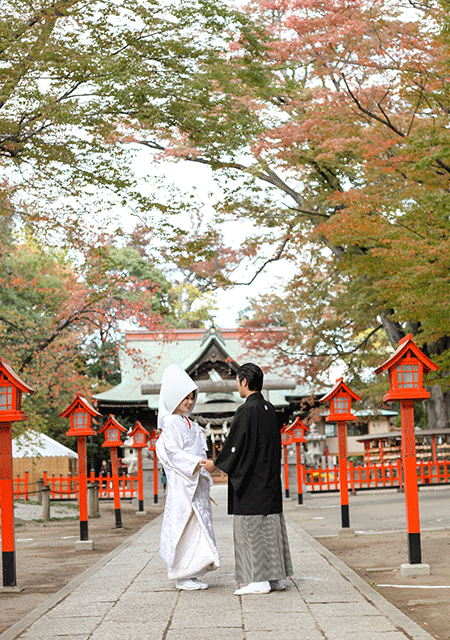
92 470 138 500
13 471 139 500
13 459 450 500
303 459 450 492
13 471 29 500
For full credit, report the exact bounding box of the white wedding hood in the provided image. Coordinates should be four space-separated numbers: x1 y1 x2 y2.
158 364 198 429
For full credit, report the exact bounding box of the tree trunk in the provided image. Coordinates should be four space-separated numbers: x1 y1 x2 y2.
423 385 450 430
380 312 405 349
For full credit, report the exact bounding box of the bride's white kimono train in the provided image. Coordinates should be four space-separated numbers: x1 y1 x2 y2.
156 412 221 580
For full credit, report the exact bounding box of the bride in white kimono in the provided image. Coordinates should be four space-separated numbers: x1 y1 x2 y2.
156 364 220 590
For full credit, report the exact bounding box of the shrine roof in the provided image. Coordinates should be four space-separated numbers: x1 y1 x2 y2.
93 327 322 411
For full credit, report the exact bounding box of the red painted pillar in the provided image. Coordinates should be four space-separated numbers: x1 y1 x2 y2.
283 444 290 498
110 448 122 528
400 400 422 564
364 441 370 464
379 440 384 463
153 450 158 504
77 436 89 540
0 423 18 587
137 448 144 512
431 434 437 464
337 420 350 528
296 442 303 505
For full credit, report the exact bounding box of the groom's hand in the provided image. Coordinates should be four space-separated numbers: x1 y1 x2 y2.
200 459 216 473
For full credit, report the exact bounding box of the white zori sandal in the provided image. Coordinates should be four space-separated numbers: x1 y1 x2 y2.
234 581 271 595
176 577 209 590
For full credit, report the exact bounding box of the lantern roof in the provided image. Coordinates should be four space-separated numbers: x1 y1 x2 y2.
375 334 439 376
284 416 309 442
290 416 309 432
60 392 101 419
129 421 150 439
0 357 35 395
319 378 362 404
283 416 309 436
98 414 127 435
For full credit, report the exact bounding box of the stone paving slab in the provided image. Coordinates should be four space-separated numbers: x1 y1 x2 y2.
245 631 325 640
0 485 436 640
166 630 244 640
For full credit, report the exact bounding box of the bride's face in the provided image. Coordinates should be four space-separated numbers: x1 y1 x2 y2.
173 392 195 416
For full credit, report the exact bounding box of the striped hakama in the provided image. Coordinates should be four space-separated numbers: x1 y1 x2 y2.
233 513 293 584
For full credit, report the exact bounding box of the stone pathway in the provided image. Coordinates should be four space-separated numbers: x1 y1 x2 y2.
0 485 434 640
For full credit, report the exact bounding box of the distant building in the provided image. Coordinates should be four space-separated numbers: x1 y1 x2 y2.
321 409 398 460
13 431 78 489
356 428 450 463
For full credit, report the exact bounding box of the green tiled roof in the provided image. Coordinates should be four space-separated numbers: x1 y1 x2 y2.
94 328 323 411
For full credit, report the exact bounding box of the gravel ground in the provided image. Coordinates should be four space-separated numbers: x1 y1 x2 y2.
13 500 79 521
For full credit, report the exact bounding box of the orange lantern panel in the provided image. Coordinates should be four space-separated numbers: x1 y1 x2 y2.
99 415 127 448
61 394 100 437
320 378 361 422
375 334 438 402
129 421 150 449
291 417 309 443
148 430 159 451
0 357 34 422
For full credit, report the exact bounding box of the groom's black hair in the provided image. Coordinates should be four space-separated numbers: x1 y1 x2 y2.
237 363 264 392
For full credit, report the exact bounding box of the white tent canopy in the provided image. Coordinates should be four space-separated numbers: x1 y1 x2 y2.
12 432 78 459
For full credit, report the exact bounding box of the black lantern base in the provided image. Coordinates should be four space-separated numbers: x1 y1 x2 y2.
2 551 16 588
80 519 89 541
341 504 350 528
408 532 422 564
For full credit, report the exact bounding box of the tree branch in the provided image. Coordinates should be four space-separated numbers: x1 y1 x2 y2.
233 231 292 286
18 305 94 373
0 0 81 57
341 74 406 138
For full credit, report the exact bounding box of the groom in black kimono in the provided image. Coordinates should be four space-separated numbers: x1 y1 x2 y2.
201 363 293 595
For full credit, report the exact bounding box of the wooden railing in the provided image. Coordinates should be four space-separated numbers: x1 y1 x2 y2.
13 471 29 500
13 459 450 500
301 459 450 492
13 471 139 500
91 470 138 500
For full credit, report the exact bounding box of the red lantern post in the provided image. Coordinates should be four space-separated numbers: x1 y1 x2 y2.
129 421 150 515
60 394 100 550
98 416 127 528
320 378 361 531
375 333 438 575
0 358 34 591
281 425 292 498
290 417 309 505
148 430 159 504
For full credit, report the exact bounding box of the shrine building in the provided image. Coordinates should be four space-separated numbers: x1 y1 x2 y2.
93 326 323 453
